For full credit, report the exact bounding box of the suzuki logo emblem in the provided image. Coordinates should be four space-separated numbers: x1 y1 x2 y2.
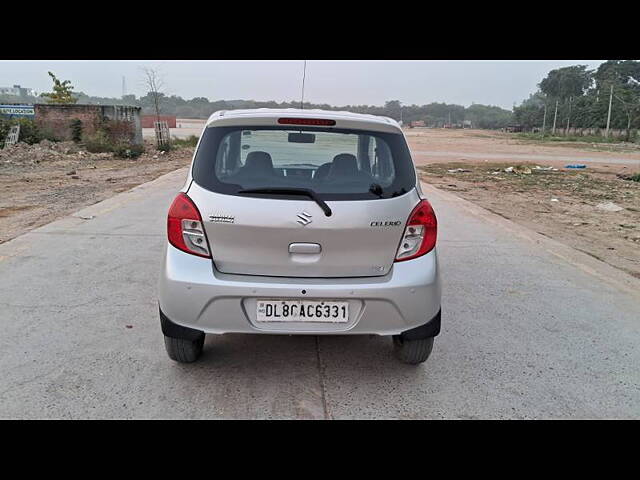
296 211 312 226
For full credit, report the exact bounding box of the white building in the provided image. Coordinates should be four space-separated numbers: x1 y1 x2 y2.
0 85 37 97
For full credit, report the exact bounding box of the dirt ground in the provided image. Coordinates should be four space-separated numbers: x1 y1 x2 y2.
406 129 640 279
407 128 640 171
419 162 640 278
0 140 193 244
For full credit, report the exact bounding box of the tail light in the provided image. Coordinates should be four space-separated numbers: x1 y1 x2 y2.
167 193 211 258
395 199 437 262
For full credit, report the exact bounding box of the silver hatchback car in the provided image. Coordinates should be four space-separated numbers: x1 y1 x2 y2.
158 109 441 364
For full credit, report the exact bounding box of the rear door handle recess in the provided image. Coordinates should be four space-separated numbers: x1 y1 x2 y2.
288 243 321 254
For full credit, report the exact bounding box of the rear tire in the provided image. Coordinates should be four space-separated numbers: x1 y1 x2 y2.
164 334 205 363
392 335 434 365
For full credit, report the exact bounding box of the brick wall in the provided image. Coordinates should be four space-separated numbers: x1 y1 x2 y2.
34 104 142 144
141 115 177 128
34 104 103 141
550 127 637 138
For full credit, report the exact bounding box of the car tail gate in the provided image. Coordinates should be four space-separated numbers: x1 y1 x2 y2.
187 184 421 277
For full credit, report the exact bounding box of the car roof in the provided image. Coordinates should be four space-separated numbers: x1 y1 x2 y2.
205 108 403 134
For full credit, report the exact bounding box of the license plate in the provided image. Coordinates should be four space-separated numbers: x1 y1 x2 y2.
256 299 349 323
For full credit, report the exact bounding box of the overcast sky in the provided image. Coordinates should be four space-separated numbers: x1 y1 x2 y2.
1 60 605 110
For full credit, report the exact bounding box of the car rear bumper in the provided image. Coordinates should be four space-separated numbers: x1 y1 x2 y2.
158 244 441 336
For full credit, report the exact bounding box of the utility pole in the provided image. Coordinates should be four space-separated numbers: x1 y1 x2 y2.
552 99 559 135
605 84 613 138
542 103 547 137
122 76 126 99
300 60 307 110
565 96 572 134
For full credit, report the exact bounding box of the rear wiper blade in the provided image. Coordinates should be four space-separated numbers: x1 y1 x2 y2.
369 183 384 197
238 187 332 217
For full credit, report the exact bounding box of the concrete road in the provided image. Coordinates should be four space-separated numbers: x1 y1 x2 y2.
1 169 639 419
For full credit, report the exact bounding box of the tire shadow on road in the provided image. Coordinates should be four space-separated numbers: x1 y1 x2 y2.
187 333 434 379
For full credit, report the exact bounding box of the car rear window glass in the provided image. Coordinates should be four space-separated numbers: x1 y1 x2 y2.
191 126 416 200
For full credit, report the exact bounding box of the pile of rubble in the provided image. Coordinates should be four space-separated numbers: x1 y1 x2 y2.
1 140 110 167
0 139 194 170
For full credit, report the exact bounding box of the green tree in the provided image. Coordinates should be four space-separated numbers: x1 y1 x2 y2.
594 60 640 140
594 60 640 91
465 103 513 129
384 100 402 121
539 65 593 99
539 65 593 132
513 93 546 129
40 72 77 104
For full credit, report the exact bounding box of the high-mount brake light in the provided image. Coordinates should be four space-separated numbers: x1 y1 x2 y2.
395 199 437 262
167 193 211 258
277 118 336 126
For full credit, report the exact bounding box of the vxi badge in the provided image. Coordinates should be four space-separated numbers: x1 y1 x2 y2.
209 214 235 224
370 220 402 227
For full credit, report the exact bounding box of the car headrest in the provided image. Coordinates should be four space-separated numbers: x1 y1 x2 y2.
329 153 359 177
244 151 273 173
314 162 332 181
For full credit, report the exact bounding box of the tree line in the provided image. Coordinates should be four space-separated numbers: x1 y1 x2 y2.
112 96 514 130
1 84 514 130
513 60 640 139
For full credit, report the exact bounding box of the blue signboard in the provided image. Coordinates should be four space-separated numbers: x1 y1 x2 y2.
0 105 35 118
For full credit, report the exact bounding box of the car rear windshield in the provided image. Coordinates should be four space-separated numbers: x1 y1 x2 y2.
191 126 416 200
